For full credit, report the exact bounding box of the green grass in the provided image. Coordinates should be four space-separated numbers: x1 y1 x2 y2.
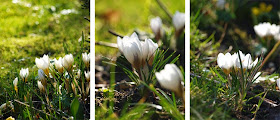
95 0 185 56
0 0 89 90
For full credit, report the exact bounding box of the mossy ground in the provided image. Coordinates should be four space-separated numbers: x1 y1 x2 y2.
0 0 89 91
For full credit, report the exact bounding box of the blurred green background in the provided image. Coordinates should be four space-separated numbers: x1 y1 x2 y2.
95 0 185 56
0 0 89 89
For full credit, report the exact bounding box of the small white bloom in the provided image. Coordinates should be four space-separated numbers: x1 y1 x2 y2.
84 71 90 82
38 69 45 81
54 57 64 74
172 11 185 31
20 68 29 82
35 54 50 75
63 54 74 71
77 69 81 79
13 77 18 93
217 52 233 74
277 78 280 89
155 64 183 93
82 52 90 68
150 17 162 37
37 80 45 93
13 77 18 88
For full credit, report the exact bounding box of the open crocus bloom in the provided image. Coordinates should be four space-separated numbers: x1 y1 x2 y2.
20 68 29 82
35 54 50 75
54 57 64 74
233 51 258 70
117 32 158 70
217 52 234 74
172 11 185 31
150 17 162 40
63 54 74 71
155 64 183 94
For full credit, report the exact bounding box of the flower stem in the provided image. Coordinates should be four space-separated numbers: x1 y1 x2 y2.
261 40 280 69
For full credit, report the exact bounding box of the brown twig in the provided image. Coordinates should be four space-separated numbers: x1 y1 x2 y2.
108 30 123 38
95 41 118 48
218 23 228 44
261 40 280 69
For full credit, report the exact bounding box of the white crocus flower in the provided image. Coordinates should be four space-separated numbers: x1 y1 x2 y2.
77 69 81 79
233 51 258 70
35 54 50 75
150 17 162 40
217 52 233 74
38 69 47 86
172 11 185 32
82 52 90 68
155 64 183 95
13 77 18 93
254 22 271 38
20 68 29 82
63 54 74 71
147 38 158 66
84 71 90 82
54 57 64 74
117 33 143 69
254 22 280 38
117 33 151 69
277 78 280 89
37 80 45 93
268 24 280 36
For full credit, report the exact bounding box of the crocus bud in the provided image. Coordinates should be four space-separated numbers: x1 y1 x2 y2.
71 82 76 96
38 69 47 86
84 71 90 82
82 52 90 68
217 52 233 74
277 78 280 89
37 80 45 93
63 54 74 71
20 68 29 83
155 64 183 96
54 57 64 74
150 17 162 40
13 77 18 93
35 54 50 75
77 69 81 79
172 11 185 33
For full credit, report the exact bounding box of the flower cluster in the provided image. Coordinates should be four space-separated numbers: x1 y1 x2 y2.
254 22 280 40
217 50 258 74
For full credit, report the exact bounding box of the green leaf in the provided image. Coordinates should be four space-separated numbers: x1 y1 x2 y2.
70 97 84 120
